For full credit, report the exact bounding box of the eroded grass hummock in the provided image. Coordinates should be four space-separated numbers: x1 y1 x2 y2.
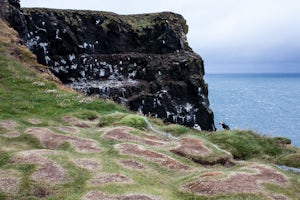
116 143 190 170
9 149 68 185
0 169 21 194
183 165 288 195
119 159 148 170
26 127 101 153
103 127 166 146
83 191 157 200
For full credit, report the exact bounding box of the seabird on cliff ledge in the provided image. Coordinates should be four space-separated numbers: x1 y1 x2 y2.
219 121 230 130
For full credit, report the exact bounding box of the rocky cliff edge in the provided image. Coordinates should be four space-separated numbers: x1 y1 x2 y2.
1 0 216 131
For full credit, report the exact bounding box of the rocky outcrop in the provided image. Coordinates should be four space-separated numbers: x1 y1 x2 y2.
0 0 27 39
1 0 216 131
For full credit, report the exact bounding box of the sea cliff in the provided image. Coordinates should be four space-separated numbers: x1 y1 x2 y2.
1 0 215 131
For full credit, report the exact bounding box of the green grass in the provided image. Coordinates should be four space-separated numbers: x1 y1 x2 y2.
0 151 11 167
72 110 99 121
118 114 148 130
276 152 300 168
50 155 91 200
14 134 43 149
58 141 73 151
273 137 292 144
202 130 284 160
159 124 190 136
13 164 37 199
0 51 126 123
99 112 127 127
264 174 300 200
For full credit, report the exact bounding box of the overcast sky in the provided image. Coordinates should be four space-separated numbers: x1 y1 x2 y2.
20 0 300 73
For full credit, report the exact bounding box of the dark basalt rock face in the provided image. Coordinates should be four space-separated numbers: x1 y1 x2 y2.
2 1 216 131
0 0 27 39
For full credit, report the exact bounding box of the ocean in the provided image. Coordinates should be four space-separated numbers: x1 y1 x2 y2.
205 73 300 147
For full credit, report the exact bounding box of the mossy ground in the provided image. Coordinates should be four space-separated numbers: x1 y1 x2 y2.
1 19 300 199
201 130 297 160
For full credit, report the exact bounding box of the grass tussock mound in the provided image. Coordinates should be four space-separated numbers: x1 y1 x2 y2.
119 115 148 130
276 152 300 168
203 130 290 160
170 137 232 165
99 114 147 130
160 124 190 136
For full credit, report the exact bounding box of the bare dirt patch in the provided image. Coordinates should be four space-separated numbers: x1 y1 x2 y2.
9 149 68 185
200 171 223 178
171 138 233 165
62 116 91 128
32 162 67 184
27 118 43 125
119 160 147 170
9 149 58 164
57 126 80 134
2 131 21 138
89 173 132 186
26 127 100 153
171 138 210 157
0 120 18 130
143 133 170 142
73 158 101 171
0 170 21 194
32 186 52 198
183 165 288 196
103 127 165 146
116 143 190 171
268 194 289 200
83 191 158 200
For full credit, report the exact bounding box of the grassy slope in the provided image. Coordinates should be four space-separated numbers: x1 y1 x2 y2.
1 19 300 199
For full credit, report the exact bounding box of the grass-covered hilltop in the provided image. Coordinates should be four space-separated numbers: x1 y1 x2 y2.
1 5 300 200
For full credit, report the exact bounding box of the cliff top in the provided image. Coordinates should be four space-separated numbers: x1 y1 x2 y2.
23 7 187 26
21 7 190 55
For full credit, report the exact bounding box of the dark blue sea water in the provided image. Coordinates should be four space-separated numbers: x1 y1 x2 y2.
205 73 300 147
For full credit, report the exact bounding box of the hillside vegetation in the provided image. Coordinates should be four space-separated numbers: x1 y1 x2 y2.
1 19 300 200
